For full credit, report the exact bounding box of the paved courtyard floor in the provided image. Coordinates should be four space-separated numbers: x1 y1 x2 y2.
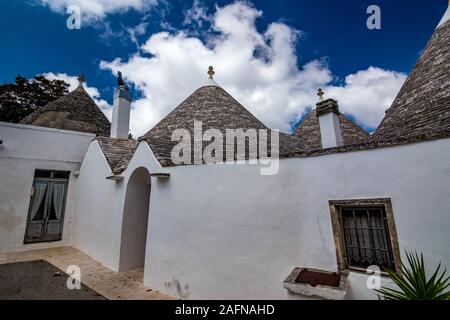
0 246 173 300
0 260 106 300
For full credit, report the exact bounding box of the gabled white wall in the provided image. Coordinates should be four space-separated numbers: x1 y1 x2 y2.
71 140 118 269
113 141 164 269
72 140 163 271
142 138 450 300
21 128 445 300
0 122 94 253
122 141 164 175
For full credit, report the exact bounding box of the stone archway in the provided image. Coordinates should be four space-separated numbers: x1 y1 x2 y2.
119 167 151 271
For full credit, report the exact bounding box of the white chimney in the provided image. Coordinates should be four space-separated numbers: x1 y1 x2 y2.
316 89 343 149
111 71 132 139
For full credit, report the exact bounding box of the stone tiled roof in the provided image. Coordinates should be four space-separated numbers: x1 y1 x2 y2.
372 20 450 142
295 110 370 149
284 128 450 160
140 85 306 167
294 18 450 154
96 137 139 174
20 86 111 136
92 17 450 169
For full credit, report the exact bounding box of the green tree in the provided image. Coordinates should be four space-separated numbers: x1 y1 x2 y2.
0 75 69 123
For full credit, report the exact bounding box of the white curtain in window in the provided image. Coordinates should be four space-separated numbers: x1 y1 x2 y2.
30 182 47 220
52 184 65 220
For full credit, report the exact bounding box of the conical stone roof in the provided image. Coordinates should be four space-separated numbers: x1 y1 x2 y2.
373 18 450 141
20 85 111 136
140 84 305 166
96 137 139 174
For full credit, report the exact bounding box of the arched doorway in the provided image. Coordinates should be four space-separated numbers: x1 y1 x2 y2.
119 167 151 271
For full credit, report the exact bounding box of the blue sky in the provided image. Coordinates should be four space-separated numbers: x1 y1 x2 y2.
0 0 448 136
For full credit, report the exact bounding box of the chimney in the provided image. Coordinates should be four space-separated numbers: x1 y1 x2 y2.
111 71 132 139
315 89 343 149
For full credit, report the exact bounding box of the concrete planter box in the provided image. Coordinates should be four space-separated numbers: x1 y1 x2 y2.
283 267 348 300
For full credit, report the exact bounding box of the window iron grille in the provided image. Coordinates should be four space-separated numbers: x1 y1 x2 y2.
338 206 395 271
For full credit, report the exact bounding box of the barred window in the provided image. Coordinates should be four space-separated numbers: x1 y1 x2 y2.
339 206 395 270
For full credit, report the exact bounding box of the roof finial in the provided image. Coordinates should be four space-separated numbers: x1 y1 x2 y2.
118 71 124 86
317 88 325 101
207 66 215 79
117 71 129 90
77 74 85 87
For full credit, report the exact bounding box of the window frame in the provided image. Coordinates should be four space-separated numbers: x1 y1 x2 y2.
329 198 401 275
23 169 70 244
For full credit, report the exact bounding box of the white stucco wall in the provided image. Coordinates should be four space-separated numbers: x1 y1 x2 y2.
8 120 448 300
122 138 450 300
0 122 94 253
72 141 161 271
70 141 118 269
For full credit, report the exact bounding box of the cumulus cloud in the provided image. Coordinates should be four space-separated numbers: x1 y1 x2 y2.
328 67 406 129
37 0 158 21
43 72 112 121
99 1 405 137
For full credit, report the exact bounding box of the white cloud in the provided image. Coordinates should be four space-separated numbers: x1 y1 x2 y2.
127 22 148 47
327 67 406 129
43 72 113 121
99 1 406 137
37 0 158 21
183 0 210 28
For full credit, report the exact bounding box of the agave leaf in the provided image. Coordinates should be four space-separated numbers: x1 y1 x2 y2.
425 263 443 297
408 252 425 295
434 290 450 301
433 268 449 288
402 253 420 293
376 250 450 300
375 287 408 300
387 271 417 298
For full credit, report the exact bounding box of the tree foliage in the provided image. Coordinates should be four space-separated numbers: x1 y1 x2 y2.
0 75 70 123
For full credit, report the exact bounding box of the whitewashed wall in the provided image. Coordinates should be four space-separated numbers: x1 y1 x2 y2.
117 142 164 271
70 141 120 270
0 122 94 253
124 138 450 300
54 134 450 300
71 141 161 271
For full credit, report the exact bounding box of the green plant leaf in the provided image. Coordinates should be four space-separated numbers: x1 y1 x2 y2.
376 250 450 300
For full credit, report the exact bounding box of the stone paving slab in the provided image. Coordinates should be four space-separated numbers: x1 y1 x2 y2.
0 246 174 300
0 260 106 300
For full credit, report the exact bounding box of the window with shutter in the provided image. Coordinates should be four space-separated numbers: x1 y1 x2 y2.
24 170 70 244
329 199 401 274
